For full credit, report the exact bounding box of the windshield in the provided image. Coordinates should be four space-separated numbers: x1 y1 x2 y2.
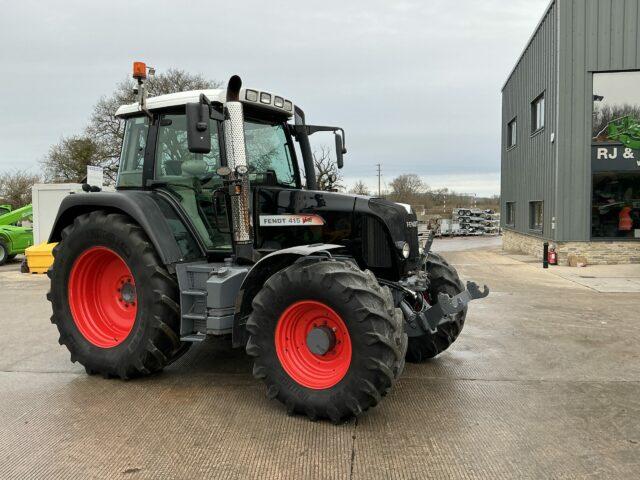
153 114 297 188
244 119 297 187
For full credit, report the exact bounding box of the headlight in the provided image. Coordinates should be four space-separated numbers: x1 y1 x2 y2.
274 96 284 108
396 241 410 259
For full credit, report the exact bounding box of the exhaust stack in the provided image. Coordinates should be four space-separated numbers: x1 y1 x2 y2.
223 76 253 258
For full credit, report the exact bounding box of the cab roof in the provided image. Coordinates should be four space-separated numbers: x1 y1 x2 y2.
115 88 295 118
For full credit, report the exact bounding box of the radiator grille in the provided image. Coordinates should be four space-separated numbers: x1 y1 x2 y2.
362 216 392 267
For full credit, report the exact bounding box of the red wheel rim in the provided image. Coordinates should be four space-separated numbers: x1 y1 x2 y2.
68 246 137 348
275 300 352 390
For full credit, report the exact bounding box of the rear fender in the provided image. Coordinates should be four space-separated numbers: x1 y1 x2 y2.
232 244 344 347
48 191 197 267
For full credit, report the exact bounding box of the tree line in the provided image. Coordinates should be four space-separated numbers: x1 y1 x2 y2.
346 174 499 213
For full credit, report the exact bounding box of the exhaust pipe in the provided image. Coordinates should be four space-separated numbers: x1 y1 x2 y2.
224 75 254 261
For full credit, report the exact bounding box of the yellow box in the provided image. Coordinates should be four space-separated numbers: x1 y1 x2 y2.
25 242 57 274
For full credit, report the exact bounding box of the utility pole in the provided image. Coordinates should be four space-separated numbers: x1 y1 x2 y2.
376 164 381 197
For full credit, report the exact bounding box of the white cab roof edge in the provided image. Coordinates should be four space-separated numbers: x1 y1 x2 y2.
115 88 295 117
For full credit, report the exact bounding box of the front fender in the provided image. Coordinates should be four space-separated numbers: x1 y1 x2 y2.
232 243 344 346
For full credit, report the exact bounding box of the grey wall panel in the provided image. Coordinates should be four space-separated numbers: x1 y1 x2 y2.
501 1 558 238
556 0 640 241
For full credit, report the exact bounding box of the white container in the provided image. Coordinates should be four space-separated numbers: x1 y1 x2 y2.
31 183 83 245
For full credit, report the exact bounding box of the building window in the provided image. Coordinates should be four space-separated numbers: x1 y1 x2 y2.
507 118 517 148
531 93 545 133
529 201 543 231
592 173 640 238
591 71 640 240
505 202 515 226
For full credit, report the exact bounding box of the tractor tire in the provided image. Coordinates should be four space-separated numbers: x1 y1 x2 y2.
48 210 190 379
406 252 467 362
0 240 8 266
246 259 407 423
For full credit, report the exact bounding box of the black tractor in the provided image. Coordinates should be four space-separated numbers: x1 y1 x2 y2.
47 63 488 422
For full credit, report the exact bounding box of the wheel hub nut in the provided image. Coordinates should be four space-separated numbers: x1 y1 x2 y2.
120 282 136 304
306 326 336 356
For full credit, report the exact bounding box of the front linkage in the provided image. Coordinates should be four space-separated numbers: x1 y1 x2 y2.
387 236 489 339
404 280 489 335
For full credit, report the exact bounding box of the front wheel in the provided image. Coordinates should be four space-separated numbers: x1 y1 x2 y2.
246 259 407 422
48 211 190 379
406 252 467 362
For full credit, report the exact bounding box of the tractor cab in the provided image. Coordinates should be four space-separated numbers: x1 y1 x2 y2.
114 65 346 265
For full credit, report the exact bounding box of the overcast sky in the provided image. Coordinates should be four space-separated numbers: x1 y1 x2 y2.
0 0 549 196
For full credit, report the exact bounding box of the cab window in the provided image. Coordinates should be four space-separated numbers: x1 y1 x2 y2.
244 119 297 187
156 114 222 179
155 113 231 251
116 116 148 188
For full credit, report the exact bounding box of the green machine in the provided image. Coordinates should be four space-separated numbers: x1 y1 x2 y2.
0 204 34 265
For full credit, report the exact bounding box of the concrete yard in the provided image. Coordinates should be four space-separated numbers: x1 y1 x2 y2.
1 243 639 479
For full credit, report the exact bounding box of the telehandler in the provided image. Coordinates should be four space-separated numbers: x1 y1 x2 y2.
0 204 33 265
48 62 488 422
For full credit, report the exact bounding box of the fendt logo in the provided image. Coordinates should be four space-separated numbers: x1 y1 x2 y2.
259 214 326 226
406 220 419 228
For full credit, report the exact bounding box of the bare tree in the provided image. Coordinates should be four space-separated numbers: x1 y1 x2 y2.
314 146 343 191
388 174 426 203
0 170 42 208
89 69 221 181
349 180 370 195
41 135 102 183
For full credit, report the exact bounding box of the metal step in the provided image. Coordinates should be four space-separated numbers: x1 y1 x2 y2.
182 313 207 320
182 289 207 297
180 333 207 342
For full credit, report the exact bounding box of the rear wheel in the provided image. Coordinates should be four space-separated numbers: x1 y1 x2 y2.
246 259 407 423
406 252 466 362
48 211 190 379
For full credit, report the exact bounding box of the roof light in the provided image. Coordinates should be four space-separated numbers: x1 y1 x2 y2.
245 89 258 102
260 92 271 104
283 100 293 112
274 96 284 108
133 61 147 80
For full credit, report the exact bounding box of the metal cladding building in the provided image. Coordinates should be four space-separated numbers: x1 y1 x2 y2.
501 0 640 264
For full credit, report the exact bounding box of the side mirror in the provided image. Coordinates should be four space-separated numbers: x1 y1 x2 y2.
186 102 211 154
335 133 344 169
